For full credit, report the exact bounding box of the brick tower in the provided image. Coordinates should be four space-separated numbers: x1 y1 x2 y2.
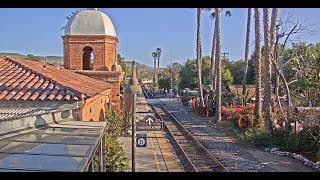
62 8 123 111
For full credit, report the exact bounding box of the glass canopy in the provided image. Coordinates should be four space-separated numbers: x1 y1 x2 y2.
0 120 106 172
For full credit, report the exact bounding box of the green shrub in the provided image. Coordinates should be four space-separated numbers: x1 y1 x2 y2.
104 136 129 172
94 104 129 172
180 94 191 106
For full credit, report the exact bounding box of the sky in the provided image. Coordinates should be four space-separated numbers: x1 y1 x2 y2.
0 8 319 68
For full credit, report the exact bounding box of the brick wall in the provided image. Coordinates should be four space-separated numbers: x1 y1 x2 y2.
63 35 118 71
80 89 111 122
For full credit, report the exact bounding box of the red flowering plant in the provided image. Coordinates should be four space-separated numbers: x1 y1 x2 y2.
237 106 254 128
221 106 245 122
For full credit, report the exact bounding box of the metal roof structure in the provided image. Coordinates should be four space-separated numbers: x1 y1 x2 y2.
0 119 106 172
0 105 107 172
0 107 78 121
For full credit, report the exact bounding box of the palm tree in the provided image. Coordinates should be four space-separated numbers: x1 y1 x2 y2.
152 52 157 85
214 8 222 122
262 8 273 134
196 8 205 107
156 48 162 81
264 8 278 134
61 10 80 30
210 9 232 91
242 8 252 105
254 8 262 126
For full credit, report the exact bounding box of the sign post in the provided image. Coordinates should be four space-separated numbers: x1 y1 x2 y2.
136 133 147 147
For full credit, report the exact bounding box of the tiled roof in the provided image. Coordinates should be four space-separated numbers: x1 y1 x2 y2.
0 58 114 101
0 107 79 121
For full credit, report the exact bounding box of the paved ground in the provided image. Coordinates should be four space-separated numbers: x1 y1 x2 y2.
118 96 182 172
160 98 316 172
119 131 167 172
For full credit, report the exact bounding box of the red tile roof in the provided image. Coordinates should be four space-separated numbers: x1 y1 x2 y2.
0 58 114 101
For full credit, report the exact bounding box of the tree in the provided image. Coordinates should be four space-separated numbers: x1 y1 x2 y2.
242 8 252 104
254 8 262 126
196 8 205 107
272 10 317 131
262 8 273 134
214 8 222 122
152 48 162 86
179 59 199 89
210 9 232 90
152 51 157 85
171 62 183 88
221 68 234 86
61 10 80 30
287 43 320 106
25 54 42 62
156 48 162 82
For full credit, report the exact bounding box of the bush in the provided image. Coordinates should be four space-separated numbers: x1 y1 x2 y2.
94 104 129 172
180 94 191 106
104 136 129 172
195 105 207 116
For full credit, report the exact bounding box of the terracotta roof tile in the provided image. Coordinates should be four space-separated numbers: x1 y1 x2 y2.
0 58 114 101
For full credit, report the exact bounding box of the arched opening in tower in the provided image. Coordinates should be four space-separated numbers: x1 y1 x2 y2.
82 46 94 70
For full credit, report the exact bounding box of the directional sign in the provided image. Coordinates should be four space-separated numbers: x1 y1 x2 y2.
145 116 154 125
136 133 147 147
136 115 163 131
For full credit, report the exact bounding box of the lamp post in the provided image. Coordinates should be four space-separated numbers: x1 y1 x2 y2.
123 61 142 172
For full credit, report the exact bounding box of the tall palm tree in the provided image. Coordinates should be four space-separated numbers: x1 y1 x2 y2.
242 8 252 104
156 48 162 81
214 8 222 122
196 8 205 107
210 9 232 91
254 8 262 126
61 10 80 30
264 8 278 134
152 52 157 85
262 8 273 134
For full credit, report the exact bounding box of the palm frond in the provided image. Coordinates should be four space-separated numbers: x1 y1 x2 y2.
210 12 216 21
225 11 232 17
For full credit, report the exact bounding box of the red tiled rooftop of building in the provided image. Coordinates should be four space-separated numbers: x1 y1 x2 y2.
0 57 114 101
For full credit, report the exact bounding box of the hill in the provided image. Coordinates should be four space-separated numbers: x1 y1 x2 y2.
125 61 164 80
0 52 64 66
0 52 26 58
0 53 157 79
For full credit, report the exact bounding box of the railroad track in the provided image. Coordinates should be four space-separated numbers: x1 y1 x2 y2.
142 86 228 172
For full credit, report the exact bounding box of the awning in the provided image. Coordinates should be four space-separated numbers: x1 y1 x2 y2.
0 119 106 172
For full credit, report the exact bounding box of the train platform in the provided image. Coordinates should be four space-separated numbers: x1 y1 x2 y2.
118 96 182 172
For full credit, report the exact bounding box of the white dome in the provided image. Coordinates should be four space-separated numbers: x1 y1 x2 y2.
64 9 116 36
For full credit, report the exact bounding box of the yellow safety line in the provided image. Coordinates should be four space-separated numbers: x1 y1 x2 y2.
150 132 162 172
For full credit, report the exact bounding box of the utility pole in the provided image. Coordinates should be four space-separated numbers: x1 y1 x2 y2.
170 49 173 91
221 52 229 60
126 38 128 60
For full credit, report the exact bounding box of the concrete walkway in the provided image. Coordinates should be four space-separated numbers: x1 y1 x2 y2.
118 95 182 172
119 131 168 172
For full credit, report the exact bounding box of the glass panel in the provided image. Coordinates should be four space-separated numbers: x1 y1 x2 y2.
0 153 84 171
58 121 106 127
2 133 98 145
0 141 91 156
34 127 102 136
0 141 10 149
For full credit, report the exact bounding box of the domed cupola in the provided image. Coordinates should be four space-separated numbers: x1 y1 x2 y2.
64 8 116 37
62 8 118 71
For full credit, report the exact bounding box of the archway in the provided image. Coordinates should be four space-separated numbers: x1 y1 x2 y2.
82 46 94 70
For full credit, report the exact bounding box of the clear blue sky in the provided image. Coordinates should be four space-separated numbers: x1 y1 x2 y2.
0 8 319 67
